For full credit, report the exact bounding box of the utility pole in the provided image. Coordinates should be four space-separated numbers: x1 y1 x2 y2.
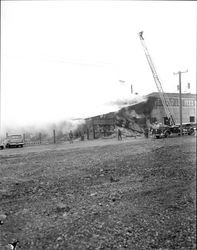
173 70 188 136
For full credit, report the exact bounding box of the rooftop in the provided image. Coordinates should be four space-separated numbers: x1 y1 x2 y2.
147 92 197 99
85 92 196 120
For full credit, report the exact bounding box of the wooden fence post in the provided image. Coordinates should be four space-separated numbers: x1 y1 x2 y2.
39 133 42 144
87 128 89 140
92 126 95 139
53 129 56 144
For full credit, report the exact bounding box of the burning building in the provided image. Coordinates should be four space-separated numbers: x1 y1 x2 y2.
85 92 196 139
85 112 116 139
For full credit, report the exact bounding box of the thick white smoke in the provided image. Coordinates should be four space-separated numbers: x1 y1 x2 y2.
109 94 147 109
1 119 85 139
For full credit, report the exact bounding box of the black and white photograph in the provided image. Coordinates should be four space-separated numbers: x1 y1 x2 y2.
0 1 196 249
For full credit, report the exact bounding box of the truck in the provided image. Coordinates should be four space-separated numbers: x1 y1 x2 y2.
4 135 24 148
151 123 195 139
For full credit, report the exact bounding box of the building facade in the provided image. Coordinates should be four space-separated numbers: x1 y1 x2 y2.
85 112 116 139
85 92 196 139
148 92 196 125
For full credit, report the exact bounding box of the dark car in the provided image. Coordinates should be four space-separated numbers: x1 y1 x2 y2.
182 124 195 135
170 124 195 135
152 125 171 139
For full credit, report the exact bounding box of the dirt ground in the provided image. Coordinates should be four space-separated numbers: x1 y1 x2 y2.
0 136 196 250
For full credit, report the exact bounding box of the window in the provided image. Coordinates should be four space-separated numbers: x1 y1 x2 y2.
183 99 195 107
190 116 195 122
169 98 179 106
155 98 162 107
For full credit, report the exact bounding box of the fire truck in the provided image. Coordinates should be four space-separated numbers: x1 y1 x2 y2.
138 31 195 138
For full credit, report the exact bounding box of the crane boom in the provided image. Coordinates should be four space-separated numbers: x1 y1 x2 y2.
138 31 175 125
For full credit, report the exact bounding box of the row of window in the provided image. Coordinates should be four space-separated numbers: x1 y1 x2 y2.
155 98 196 107
151 116 195 123
183 100 195 107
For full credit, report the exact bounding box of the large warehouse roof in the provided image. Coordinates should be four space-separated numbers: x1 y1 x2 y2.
147 92 197 99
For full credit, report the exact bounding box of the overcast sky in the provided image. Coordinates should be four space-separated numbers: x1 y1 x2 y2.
1 1 196 129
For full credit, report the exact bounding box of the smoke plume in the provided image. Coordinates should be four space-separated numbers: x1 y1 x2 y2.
114 95 157 132
2 119 85 139
109 94 147 109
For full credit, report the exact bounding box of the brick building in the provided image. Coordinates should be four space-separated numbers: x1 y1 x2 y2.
148 92 196 125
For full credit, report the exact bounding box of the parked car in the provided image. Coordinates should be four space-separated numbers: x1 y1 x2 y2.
182 123 195 135
0 138 5 149
152 125 171 139
4 135 24 148
170 123 195 136
152 123 195 139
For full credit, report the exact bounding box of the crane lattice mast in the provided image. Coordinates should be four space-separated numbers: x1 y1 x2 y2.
138 31 175 125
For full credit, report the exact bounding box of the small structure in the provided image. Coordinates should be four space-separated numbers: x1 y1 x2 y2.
85 112 116 139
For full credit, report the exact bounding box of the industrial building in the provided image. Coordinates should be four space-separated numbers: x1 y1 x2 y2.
85 92 196 139
85 32 197 138
147 92 196 125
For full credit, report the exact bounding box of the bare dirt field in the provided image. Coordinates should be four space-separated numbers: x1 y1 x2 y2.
0 136 196 250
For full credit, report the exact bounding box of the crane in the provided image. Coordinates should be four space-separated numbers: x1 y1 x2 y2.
138 31 176 125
